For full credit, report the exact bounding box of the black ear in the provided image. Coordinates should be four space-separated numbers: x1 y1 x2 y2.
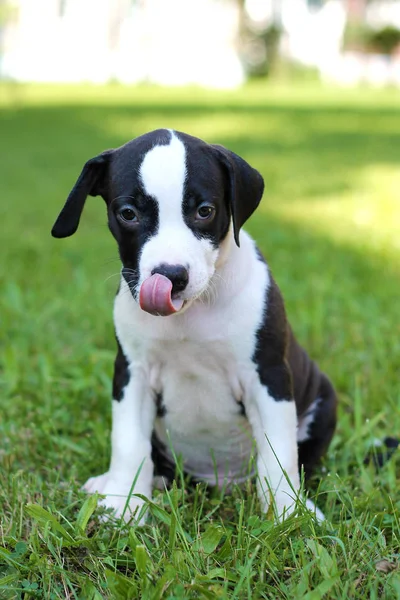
51 150 113 238
212 145 264 247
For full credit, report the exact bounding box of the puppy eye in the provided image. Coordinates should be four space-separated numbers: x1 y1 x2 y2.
118 206 138 223
196 204 215 220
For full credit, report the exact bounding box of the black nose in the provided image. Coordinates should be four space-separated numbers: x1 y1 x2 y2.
151 264 189 294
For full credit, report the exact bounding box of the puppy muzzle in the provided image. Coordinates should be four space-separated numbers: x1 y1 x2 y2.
139 264 189 316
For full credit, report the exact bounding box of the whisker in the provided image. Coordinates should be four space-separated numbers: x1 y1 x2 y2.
118 277 140 300
211 271 227 286
104 272 122 283
121 268 138 277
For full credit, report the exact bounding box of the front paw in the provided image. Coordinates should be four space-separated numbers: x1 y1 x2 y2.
82 472 149 525
258 475 300 521
272 483 299 519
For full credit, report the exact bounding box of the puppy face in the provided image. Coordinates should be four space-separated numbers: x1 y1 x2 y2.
52 129 264 317
108 131 231 315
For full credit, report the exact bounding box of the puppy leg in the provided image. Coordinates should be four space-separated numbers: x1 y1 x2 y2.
246 366 300 520
83 350 156 524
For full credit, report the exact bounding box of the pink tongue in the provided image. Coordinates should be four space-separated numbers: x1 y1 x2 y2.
139 273 184 316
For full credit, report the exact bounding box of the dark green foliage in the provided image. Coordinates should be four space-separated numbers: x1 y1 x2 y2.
369 25 400 56
343 21 400 55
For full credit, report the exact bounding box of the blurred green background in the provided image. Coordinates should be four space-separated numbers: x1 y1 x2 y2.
1 84 399 435
1 81 400 597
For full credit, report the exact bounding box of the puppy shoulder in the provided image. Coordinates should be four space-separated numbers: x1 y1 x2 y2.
251 247 289 367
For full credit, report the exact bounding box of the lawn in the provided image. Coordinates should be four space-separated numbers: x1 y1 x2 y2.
0 82 399 599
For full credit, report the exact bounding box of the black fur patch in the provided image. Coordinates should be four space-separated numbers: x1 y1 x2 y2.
253 252 338 429
155 392 166 417
112 339 130 402
176 132 231 249
114 192 159 299
107 132 171 298
151 430 177 482
252 269 293 401
297 374 337 479
237 400 246 416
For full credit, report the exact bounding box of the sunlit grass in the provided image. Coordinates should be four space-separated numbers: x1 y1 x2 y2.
0 82 399 598
267 164 400 258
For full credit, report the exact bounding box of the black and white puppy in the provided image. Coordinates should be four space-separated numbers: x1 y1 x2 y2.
52 129 337 523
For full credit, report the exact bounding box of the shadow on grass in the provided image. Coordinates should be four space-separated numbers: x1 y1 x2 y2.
2 97 400 204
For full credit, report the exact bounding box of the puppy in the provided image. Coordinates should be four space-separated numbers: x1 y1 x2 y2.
52 129 337 522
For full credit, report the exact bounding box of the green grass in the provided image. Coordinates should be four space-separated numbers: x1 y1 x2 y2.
0 82 399 599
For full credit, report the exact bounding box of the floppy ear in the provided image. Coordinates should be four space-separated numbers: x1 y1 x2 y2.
212 145 264 247
51 150 113 238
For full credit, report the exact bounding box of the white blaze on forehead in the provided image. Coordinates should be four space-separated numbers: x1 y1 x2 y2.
139 132 186 224
138 130 217 298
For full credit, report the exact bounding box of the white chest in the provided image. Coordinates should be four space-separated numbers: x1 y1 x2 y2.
113 233 269 484
149 337 256 484
117 318 259 484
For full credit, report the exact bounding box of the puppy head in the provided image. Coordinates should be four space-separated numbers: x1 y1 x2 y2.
52 129 264 316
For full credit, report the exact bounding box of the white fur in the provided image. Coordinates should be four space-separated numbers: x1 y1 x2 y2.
84 133 301 522
85 232 300 521
83 370 155 523
246 383 300 518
